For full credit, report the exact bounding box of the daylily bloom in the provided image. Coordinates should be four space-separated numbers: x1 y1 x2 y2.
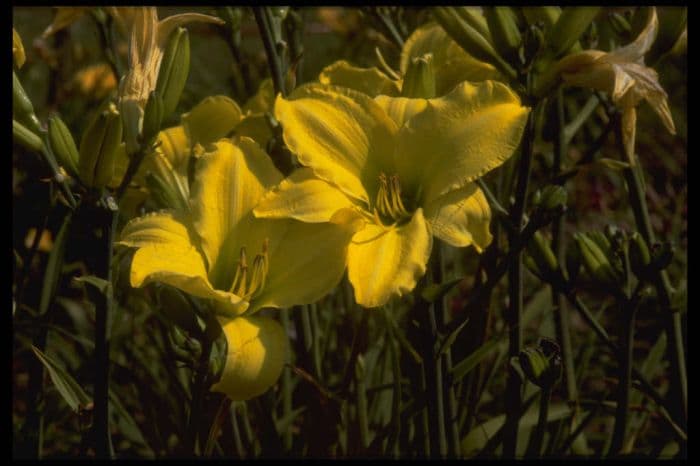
319 21 501 99
118 137 357 398
118 7 223 153
254 82 529 308
554 7 675 161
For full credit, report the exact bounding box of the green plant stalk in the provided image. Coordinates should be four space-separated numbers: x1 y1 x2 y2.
90 9 122 79
229 403 245 457
279 308 293 451
552 89 578 405
355 364 369 451
614 118 687 427
372 7 405 48
284 9 304 88
92 199 117 458
254 7 286 98
186 330 213 455
309 303 322 379
503 102 538 458
204 397 232 456
526 386 552 458
608 303 639 456
385 317 402 457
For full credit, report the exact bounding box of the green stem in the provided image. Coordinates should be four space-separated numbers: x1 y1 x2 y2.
613 117 687 427
503 101 538 458
254 7 286 97
608 303 638 456
92 198 117 458
186 329 213 455
526 386 552 458
552 89 578 405
279 309 293 451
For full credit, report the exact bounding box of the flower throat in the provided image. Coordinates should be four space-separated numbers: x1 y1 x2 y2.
373 173 412 226
229 238 269 300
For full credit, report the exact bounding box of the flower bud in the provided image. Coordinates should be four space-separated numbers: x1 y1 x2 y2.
646 7 687 63
485 7 522 61
523 23 546 65
527 231 560 279
546 7 601 58
533 185 567 215
628 232 651 278
13 71 42 135
518 339 562 389
433 7 517 80
48 115 80 177
79 103 124 189
211 316 288 401
608 11 632 36
575 232 622 288
142 91 163 142
13 119 43 152
401 53 436 99
156 27 190 120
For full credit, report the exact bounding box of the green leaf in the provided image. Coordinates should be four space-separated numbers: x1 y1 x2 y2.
31 345 90 412
451 338 502 381
74 274 111 294
39 212 73 316
437 316 469 357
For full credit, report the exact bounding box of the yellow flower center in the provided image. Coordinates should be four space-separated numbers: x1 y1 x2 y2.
373 173 412 226
229 238 269 300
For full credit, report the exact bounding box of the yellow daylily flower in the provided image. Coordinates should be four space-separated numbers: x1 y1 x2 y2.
118 7 223 153
118 136 357 316
318 21 501 99
554 7 675 161
254 82 529 308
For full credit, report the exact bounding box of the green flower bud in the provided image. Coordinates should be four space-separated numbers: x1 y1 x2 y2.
485 7 522 62
156 27 190 120
523 23 546 65
546 7 601 58
79 103 123 189
628 232 651 278
142 91 164 143
434 7 517 80
518 339 562 389
575 232 623 288
526 231 560 282
453 7 493 42
535 185 568 214
48 115 80 177
13 71 42 134
13 119 43 152
401 53 436 99
608 11 632 37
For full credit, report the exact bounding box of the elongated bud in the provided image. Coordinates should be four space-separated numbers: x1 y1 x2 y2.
13 71 42 134
518 339 562 389
146 172 189 212
522 7 561 31
532 186 567 221
575 232 622 288
546 7 601 58
48 116 80 177
628 232 651 278
526 231 559 281
13 28 25 69
79 103 123 189
142 91 163 142
453 7 492 42
401 53 436 99
156 27 190 120
434 7 517 80
646 7 687 63
13 119 43 152
211 316 288 401
608 11 632 36
523 23 546 65
485 7 522 61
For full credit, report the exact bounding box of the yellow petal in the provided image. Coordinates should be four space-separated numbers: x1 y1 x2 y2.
374 95 428 128
319 60 401 97
191 138 282 284
211 316 287 401
254 168 356 223
397 81 529 204
424 183 492 251
274 83 399 204
156 125 190 174
118 211 248 313
13 28 25 69
182 95 243 147
248 218 358 312
347 209 432 308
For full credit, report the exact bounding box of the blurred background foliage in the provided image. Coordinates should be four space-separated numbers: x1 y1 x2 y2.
13 7 686 458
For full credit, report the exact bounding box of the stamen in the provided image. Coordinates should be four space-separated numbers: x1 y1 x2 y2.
373 172 411 225
229 241 270 300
